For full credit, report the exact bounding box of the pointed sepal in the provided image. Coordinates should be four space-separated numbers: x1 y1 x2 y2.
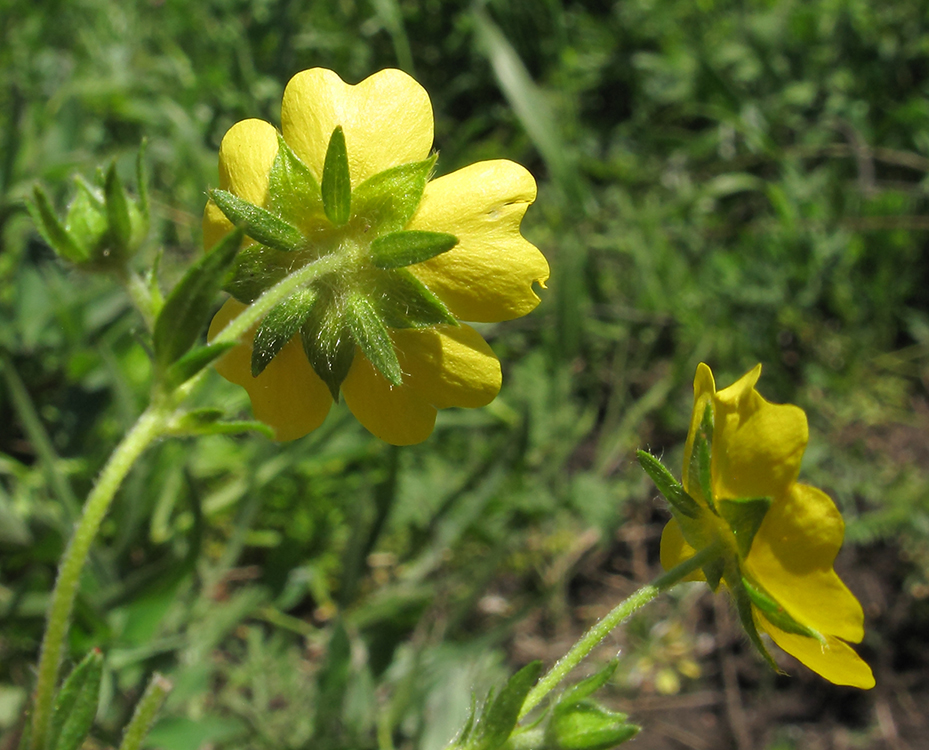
370 230 458 269
729 574 780 673
27 185 90 264
471 661 542 750
210 189 304 252
636 450 701 519
346 290 402 386
687 403 715 511
251 287 317 376
351 154 436 236
321 126 351 226
742 577 825 642
268 133 324 228
375 268 458 329
301 290 356 401
717 496 772 558
104 160 133 259
223 244 290 303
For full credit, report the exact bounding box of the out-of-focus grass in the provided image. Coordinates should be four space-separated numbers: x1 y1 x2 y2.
1 1 927 748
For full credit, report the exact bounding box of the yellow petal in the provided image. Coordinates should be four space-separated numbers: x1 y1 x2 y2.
681 363 716 496
711 365 808 501
745 483 864 643
757 619 875 689
207 299 331 441
659 519 705 582
341 351 437 446
394 325 501 409
281 68 433 186
406 160 549 322
203 118 280 251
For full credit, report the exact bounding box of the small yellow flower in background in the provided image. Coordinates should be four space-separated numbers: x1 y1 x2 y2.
656 363 874 689
204 68 549 445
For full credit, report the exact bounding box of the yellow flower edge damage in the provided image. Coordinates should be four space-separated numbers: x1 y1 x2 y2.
661 363 874 689
203 68 548 445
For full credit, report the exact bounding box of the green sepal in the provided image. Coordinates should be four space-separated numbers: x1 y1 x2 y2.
65 178 108 257
370 230 458 269
301 290 356 401
223 244 291 303
455 694 478 746
136 138 150 225
351 154 436 236
268 133 325 229
701 557 725 592
375 268 458 329
471 661 542 750
168 408 274 439
146 248 165 320
321 126 351 226
27 185 89 263
549 701 639 750
251 288 317 376
742 577 825 642
153 228 243 371
716 496 772 558
687 403 715 511
346 290 402 386
729 573 780 673
558 660 618 708
210 189 304 252
49 648 103 750
164 342 237 390
635 450 701 519
104 160 133 259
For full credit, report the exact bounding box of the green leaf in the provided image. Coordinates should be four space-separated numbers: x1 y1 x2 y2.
742 577 825 642
346 291 401 386
321 126 351 226
153 228 243 371
473 661 542 750
251 288 317 376
636 450 700 519
269 133 324 228
375 268 458 328
211 189 304 252
550 701 639 750
223 244 291 303
65 178 108 256
558 661 618 708
169 408 274 439
164 342 237 390
105 161 133 258
301 289 356 401
49 649 103 750
351 154 436 236
28 185 89 263
717 496 772 558
370 230 458 269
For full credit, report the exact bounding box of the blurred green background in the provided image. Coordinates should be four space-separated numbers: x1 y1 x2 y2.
1 0 928 748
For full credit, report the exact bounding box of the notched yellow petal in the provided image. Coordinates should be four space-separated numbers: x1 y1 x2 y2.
408 160 549 322
281 68 433 186
208 299 331 441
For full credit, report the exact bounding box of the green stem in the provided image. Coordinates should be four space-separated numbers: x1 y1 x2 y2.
518 542 722 719
117 267 157 332
210 252 345 347
30 405 170 750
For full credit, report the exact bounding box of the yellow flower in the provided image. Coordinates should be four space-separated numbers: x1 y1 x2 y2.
203 69 549 445
660 363 874 689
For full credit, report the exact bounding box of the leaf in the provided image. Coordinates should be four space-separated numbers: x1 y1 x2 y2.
370 230 458 269
251 288 317 376
169 408 274 439
269 133 324 228
716 496 772 557
301 289 355 401
636 450 700 519
345 291 402 386
105 160 133 257
27 185 89 263
557 660 618 709
549 700 639 750
210 189 304 252
164 342 237 390
351 155 436 236
321 126 351 226
49 649 103 750
153 228 243 371
375 268 457 329
472 661 542 750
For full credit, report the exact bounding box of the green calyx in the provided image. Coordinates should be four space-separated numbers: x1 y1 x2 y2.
213 128 459 399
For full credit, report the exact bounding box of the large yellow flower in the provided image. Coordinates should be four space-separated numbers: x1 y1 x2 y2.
203 69 548 445
659 363 874 688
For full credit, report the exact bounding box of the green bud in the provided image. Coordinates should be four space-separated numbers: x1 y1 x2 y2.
210 189 304 252
321 126 351 226
370 230 457 269
66 177 108 257
716 496 772 558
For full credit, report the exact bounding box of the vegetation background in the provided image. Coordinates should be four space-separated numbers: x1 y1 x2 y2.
1 0 927 748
